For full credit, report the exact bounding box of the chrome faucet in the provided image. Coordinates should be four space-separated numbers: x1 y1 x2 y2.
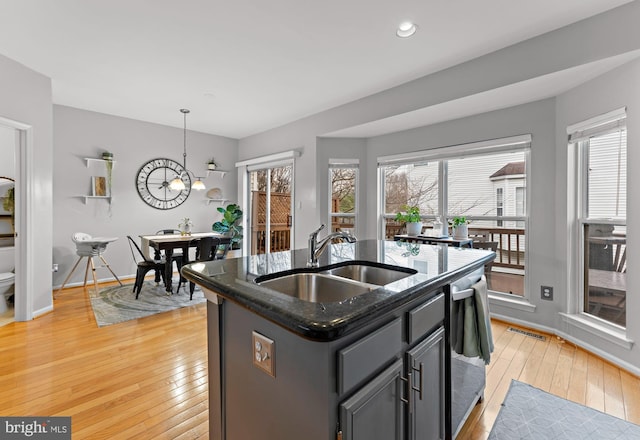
307 224 357 267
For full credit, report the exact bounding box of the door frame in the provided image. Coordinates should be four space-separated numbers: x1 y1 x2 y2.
236 150 300 256
0 116 34 321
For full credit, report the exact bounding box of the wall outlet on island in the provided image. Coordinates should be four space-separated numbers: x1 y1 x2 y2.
541 285 553 301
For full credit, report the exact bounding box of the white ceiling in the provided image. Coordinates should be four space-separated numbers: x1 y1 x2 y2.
0 0 633 139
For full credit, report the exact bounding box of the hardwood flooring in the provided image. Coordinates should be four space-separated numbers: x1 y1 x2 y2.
1 283 639 439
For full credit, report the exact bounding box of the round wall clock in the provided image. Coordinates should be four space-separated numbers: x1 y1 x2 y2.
135 158 192 210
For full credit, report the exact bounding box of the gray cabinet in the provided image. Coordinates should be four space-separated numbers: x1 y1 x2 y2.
339 293 446 440
407 327 446 440
339 359 404 440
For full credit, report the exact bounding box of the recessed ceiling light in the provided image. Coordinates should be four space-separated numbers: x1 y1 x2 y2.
396 21 418 38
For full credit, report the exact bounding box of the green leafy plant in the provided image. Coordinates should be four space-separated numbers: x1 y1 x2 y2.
450 216 469 227
212 204 243 244
2 187 14 215
394 205 421 223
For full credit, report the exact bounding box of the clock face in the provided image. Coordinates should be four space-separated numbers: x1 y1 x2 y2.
136 158 192 210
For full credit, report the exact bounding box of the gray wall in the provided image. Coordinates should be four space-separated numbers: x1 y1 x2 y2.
555 58 640 368
238 3 640 372
0 52 53 317
52 105 239 287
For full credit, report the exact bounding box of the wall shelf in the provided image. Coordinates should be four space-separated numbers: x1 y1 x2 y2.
206 170 227 178
206 198 229 205
84 157 116 167
81 195 112 204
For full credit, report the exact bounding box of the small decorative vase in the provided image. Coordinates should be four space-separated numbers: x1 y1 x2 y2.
180 224 192 236
453 224 468 239
406 222 423 236
208 162 217 170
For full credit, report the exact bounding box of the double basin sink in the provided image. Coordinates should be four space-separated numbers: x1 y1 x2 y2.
254 262 417 303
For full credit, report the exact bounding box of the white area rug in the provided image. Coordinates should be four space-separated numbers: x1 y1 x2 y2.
90 280 205 327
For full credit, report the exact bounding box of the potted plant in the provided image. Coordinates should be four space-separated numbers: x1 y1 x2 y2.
207 159 217 171
450 216 469 239
102 151 114 200
212 204 243 247
2 185 14 232
395 205 422 236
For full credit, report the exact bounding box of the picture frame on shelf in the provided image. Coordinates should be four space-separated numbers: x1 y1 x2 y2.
92 176 108 196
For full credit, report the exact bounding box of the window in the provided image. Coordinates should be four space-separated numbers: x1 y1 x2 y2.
571 109 627 327
382 161 439 238
379 135 530 297
329 160 358 236
496 188 504 226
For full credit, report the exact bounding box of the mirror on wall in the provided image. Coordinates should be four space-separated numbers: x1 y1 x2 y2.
0 177 15 247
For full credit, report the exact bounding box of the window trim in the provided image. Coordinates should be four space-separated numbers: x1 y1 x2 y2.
378 134 531 166
571 109 627 327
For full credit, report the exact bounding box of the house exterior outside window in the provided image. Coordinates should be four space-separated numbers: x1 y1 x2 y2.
570 108 627 328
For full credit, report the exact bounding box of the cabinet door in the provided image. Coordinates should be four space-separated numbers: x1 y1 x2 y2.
339 359 404 440
407 327 445 440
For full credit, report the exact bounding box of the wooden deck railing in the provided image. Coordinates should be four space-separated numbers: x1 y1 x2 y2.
382 219 525 271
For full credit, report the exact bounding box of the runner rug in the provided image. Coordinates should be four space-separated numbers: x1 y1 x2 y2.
90 280 205 327
488 380 640 439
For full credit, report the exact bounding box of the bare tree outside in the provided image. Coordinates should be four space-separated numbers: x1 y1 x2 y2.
331 168 356 213
252 166 292 193
384 165 438 215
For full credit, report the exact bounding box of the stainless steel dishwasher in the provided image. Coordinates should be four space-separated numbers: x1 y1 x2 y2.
450 268 486 439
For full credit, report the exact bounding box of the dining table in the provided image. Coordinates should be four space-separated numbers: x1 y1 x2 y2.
140 232 232 293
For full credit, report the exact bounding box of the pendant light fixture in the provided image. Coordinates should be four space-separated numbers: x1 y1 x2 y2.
169 108 206 191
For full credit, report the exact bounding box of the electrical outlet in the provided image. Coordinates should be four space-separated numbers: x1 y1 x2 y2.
252 331 275 377
541 286 553 301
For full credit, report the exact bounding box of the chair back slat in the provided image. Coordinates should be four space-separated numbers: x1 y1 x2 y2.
196 237 222 262
127 235 152 263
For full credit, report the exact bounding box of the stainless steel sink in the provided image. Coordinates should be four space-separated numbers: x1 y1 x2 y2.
319 263 415 285
255 262 417 303
256 273 374 303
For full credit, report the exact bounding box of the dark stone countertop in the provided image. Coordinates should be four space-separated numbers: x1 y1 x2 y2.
181 239 494 341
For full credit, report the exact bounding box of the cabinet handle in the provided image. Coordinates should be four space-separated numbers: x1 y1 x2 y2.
400 372 413 413
415 362 424 401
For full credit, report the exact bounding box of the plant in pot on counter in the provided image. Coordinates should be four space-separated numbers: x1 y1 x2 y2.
212 204 243 249
395 205 422 236
450 216 470 239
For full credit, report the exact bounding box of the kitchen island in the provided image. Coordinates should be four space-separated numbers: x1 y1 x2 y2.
182 239 494 440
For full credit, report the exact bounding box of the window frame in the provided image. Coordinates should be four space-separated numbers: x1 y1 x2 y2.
236 150 299 256
328 160 359 238
573 115 627 328
377 135 531 298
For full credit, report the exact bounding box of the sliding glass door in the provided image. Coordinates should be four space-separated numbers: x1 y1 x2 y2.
248 164 293 255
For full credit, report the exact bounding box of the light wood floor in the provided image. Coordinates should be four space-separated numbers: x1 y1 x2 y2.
1 283 639 439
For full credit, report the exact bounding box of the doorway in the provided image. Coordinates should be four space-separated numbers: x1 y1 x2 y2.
248 164 294 255
0 124 16 326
